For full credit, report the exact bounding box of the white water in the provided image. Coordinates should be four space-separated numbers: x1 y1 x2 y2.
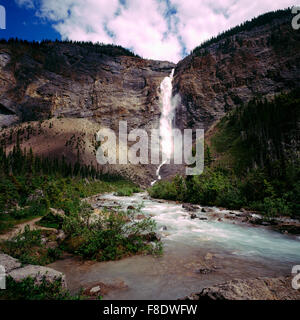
152 69 175 185
100 193 300 264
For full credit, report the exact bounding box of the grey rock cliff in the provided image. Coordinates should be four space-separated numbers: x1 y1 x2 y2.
0 43 174 130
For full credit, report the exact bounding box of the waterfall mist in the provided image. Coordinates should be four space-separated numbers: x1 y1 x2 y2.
151 69 176 185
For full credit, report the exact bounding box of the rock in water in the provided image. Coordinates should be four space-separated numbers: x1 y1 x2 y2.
204 253 214 261
183 203 199 212
196 267 215 275
90 286 101 294
190 213 197 219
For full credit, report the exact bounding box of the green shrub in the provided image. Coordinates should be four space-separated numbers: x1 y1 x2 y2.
0 276 83 300
61 202 162 261
37 212 64 229
148 180 178 201
216 187 245 210
10 202 49 220
148 167 297 217
114 186 141 197
251 197 291 217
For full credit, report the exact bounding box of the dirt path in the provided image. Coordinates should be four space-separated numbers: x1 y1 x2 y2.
0 217 56 240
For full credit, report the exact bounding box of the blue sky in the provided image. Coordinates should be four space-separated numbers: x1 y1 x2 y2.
0 0 296 62
0 0 61 41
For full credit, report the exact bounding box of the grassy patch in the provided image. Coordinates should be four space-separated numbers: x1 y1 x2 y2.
0 276 85 300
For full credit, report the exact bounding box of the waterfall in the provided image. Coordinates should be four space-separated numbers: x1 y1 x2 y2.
151 69 175 186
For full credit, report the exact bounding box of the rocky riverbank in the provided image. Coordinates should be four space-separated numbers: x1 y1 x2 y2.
182 276 300 300
0 253 66 287
150 197 300 237
184 204 300 237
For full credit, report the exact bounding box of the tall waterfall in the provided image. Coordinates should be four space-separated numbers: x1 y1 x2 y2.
151 69 175 185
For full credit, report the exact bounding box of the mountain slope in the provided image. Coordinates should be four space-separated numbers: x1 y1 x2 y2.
173 9 300 131
0 41 175 185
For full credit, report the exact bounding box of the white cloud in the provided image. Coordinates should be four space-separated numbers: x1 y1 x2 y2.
15 0 296 62
171 0 295 54
107 0 182 61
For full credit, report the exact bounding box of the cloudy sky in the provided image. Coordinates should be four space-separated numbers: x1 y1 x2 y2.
0 0 297 62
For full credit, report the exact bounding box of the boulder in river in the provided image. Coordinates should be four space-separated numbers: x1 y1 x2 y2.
199 217 208 221
135 214 146 220
83 280 128 297
196 267 215 275
204 253 214 261
142 232 161 242
183 203 199 212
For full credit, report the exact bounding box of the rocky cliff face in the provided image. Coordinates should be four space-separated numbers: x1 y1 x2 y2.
0 42 174 130
173 12 300 131
0 10 299 185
